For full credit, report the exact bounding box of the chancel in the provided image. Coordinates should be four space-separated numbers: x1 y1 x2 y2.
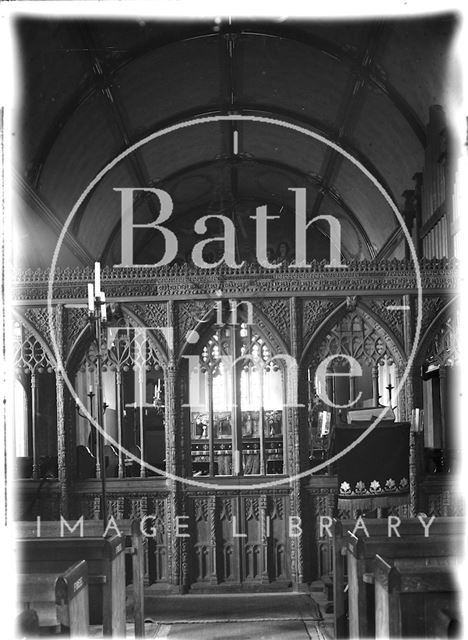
8 12 462 640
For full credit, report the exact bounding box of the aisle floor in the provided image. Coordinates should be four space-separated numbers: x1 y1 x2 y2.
142 592 333 640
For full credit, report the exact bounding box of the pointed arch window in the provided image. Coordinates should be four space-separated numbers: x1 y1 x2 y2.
189 322 285 477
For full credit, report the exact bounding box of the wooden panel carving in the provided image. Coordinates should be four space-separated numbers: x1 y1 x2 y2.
303 300 338 346
268 495 289 582
178 300 214 348
12 260 457 302
23 307 56 354
255 299 290 351
425 315 458 367
421 296 447 336
369 298 404 342
191 496 214 584
65 307 89 353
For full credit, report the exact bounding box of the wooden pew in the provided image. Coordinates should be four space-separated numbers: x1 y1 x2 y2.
374 554 460 638
330 516 463 638
18 559 89 636
19 535 126 637
346 532 462 638
16 519 145 638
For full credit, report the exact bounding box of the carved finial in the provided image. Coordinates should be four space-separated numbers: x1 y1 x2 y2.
346 295 357 311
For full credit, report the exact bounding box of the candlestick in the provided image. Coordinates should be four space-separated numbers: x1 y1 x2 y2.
94 261 101 297
84 266 108 531
101 291 107 321
88 283 95 312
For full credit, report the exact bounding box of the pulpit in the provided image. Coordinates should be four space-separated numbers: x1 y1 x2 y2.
330 420 411 513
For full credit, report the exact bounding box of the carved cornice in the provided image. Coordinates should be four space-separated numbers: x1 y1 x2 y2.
12 259 457 302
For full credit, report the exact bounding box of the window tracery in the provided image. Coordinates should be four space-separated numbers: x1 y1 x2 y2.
74 320 165 479
13 321 56 478
307 309 402 461
189 322 285 476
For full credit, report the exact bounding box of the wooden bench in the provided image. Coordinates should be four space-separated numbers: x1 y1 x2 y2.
17 519 144 637
346 533 462 638
330 516 463 637
374 554 460 638
18 559 89 636
19 535 126 637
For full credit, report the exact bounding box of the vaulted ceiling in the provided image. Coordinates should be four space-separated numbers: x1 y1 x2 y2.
11 14 457 269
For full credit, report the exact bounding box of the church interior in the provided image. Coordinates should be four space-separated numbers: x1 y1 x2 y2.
8 12 463 639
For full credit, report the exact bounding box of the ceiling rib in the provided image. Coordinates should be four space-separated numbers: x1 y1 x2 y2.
374 227 405 261
59 102 398 247
309 22 389 222
71 25 157 237
26 25 426 189
222 27 243 257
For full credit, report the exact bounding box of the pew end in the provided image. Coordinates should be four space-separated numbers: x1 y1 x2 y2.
17 560 89 637
374 554 461 638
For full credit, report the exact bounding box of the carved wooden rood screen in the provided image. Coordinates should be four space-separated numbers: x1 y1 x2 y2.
186 492 291 588
11 259 460 591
